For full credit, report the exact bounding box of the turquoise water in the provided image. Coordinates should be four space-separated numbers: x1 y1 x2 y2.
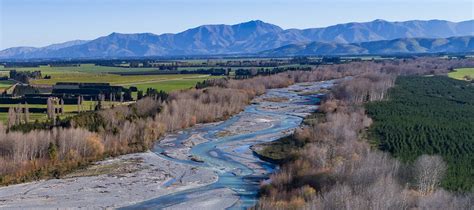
123 81 333 209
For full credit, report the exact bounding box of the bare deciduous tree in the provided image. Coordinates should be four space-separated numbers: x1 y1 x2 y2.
24 103 30 123
7 107 16 128
414 155 447 196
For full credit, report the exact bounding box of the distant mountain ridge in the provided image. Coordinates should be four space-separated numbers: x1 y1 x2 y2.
0 40 89 59
1 19 473 59
260 36 474 56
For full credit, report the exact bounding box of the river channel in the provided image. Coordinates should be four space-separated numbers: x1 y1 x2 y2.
124 80 334 209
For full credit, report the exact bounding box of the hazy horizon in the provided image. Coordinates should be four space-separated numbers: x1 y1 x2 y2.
1 0 473 50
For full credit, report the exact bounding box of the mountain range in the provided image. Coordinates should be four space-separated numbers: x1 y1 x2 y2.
1 19 473 59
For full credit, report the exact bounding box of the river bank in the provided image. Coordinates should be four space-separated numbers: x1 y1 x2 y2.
0 151 217 209
0 81 334 209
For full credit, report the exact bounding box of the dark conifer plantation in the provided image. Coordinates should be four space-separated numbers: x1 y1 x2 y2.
366 76 474 191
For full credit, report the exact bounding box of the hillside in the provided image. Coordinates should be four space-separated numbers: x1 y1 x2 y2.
261 36 474 56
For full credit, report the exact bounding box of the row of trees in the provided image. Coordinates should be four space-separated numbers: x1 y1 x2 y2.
7 97 66 129
257 60 474 209
9 70 42 84
333 73 396 104
7 104 30 128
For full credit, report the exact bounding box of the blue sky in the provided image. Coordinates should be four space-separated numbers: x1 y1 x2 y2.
0 0 473 49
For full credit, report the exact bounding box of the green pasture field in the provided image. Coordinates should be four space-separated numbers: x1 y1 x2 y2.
177 64 309 71
0 64 217 90
0 64 221 123
0 80 15 88
127 76 222 93
0 64 157 73
30 72 209 86
0 80 15 92
0 101 122 112
0 113 49 124
170 57 290 64
0 101 123 124
448 68 474 80
177 66 261 71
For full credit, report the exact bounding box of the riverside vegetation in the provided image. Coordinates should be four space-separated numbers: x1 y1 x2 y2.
0 60 362 185
256 59 474 209
0 57 473 208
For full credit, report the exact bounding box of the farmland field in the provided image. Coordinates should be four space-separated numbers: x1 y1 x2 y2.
127 76 222 92
0 80 14 88
30 73 211 87
0 64 223 123
176 64 304 71
0 80 15 93
1 64 158 73
448 68 474 80
0 101 123 124
0 64 220 92
0 113 49 124
0 101 118 112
